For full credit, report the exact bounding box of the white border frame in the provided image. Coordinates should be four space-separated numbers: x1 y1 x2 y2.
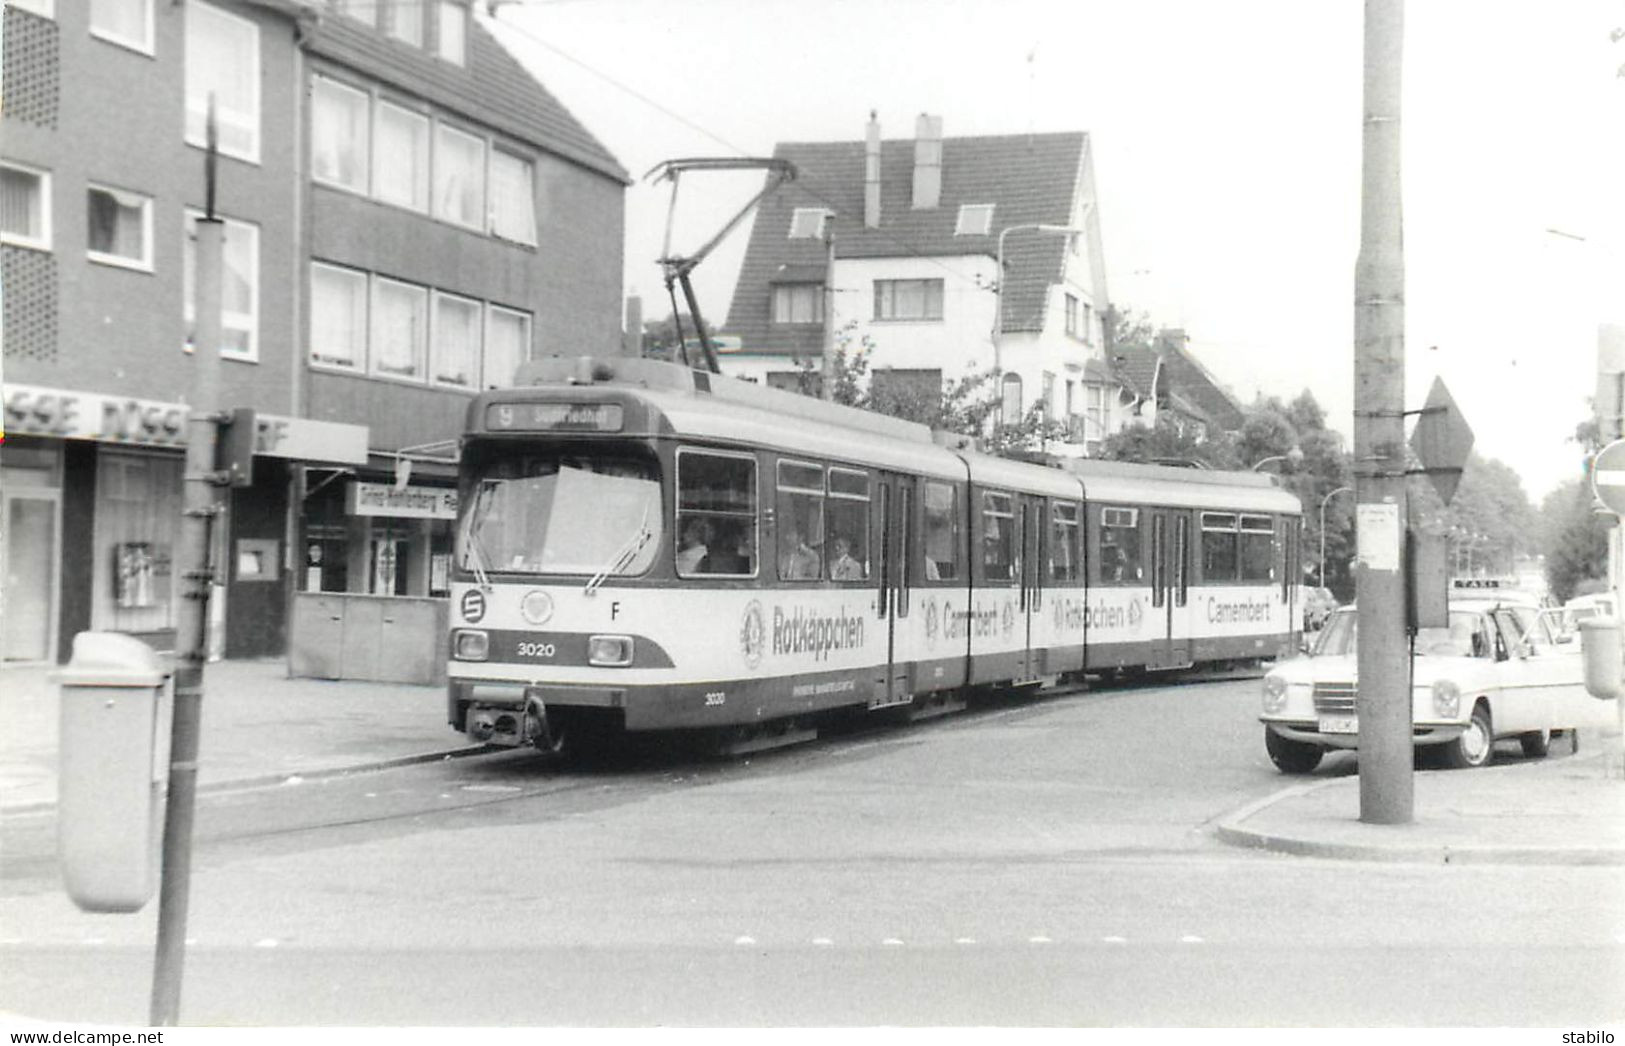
372 97 431 213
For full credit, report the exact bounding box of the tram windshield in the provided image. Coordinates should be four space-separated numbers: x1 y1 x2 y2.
459 451 660 577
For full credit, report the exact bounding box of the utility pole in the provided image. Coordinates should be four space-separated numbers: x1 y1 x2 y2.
1353 0 1412 825
821 227 836 401
152 99 226 1025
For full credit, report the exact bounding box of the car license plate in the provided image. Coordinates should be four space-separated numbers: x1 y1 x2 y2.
1320 716 1358 735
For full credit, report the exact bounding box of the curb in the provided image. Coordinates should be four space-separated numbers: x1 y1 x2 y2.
0 744 495 819
1213 756 1625 866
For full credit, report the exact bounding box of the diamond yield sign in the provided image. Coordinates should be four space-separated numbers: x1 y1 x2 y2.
1409 377 1474 505
1592 438 1625 515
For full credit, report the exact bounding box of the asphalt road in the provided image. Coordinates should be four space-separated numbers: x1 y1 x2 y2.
2 676 1621 1026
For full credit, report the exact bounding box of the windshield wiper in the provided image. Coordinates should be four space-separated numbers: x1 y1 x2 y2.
586 498 654 595
462 481 496 593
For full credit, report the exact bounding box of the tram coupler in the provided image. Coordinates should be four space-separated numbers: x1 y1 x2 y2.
464 695 554 749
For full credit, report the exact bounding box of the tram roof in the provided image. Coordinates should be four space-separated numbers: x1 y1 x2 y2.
492 358 1302 513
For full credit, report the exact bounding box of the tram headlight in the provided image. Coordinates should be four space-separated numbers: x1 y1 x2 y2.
1431 678 1461 719
588 634 634 667
1262 674 1289 713
453 629 489 661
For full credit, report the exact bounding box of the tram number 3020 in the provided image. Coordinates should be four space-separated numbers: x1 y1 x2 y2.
704 691 726 707
516 642 556 659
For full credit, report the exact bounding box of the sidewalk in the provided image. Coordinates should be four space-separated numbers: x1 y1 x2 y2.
0 659 474 813
4 659 1623 866
1215 737 1625 865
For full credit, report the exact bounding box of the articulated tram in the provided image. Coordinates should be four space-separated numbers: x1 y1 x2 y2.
446 356 1302 754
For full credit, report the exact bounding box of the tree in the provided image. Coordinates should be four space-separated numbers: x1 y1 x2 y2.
1542 478 1610 603
1096 415 1240 469
1409 453 1537 578
641 313 716 362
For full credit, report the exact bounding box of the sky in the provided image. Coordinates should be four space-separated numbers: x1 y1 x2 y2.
485 0 1624 503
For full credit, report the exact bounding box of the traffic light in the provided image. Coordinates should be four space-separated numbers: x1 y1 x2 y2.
217 407 256 488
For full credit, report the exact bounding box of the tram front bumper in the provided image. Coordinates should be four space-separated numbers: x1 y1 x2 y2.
452 681 627 746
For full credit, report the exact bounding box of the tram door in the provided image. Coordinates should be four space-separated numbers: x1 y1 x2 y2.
870 474 914 709
1015 495 1045 679
1150 509 1192 669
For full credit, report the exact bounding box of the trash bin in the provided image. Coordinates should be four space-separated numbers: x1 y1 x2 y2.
55 632 172 913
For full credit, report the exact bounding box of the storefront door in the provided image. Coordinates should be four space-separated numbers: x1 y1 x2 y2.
3 491 59 662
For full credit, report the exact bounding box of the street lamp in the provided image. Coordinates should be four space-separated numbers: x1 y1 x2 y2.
1251 446 1304 472
1318 485 1352 586
992 223 1085 424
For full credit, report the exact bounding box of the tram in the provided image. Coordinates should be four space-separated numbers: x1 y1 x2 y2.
446 355 1302 754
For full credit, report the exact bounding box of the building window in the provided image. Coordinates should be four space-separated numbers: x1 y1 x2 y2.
771 283 823 324
1000 372 1022 425
386 0 422 46
1082 302 1093 344
788 208 830 240
10 0 54 17
485 305 531 389
0 163 51 251
90 0 152 53
373 100 429 212
431 291 481 389
86 185 152 270
1064 293 1081 338
330 0 375 26
954 203 994 236
489 149 537 245
312 76 370 194
874 278 943 321
184 211 259 360
185 2 260 163
310 262 368 371
371 277 428 381
436 1 466 64
434 122 486 230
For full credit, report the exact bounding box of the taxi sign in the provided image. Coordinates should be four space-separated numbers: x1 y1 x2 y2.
1592 437 1625 515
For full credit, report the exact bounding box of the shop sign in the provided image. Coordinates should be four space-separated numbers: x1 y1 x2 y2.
347 481 459 519
2 383 368 465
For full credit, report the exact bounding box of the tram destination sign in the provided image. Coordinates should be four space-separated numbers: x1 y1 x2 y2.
486 402 624 433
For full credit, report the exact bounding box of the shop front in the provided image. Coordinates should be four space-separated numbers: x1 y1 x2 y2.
1 383 368 664
289 475 457 684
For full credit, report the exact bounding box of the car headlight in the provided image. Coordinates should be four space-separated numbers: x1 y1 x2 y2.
1262 674 1289 713
588 634 634 667
453 629 489 661
1431 678 1461 718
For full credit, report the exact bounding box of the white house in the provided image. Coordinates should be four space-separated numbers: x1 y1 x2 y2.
720 113 1127 451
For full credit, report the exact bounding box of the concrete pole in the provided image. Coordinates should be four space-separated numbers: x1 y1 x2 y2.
1353 0 1411 825
821 231 836 401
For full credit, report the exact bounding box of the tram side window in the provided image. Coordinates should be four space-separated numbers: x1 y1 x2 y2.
675 450 757 577
1201 512 1239 582
1099 506 1141 583
777 460 824 581
1051 501 1081 581
826 467 870 581
923 481 959 581
1239 514 1275 582
982 491 1015 581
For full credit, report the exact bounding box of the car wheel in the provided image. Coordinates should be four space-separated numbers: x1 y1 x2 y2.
1442 702 1494 769
1265 727 1322 774
1519 729 1551 759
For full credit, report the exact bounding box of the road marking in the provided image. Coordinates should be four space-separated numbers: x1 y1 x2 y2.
282 775 304 786
954 938 976 946
1028 936 1052 944
253 938 279 949
734 936 756 946
82 937 106 946
811 937 832 947
1181 935 1204 944
1102 936 1127 943
882 938 905 946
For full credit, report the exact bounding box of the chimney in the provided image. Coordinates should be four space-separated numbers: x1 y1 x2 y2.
864 110 882 228
623 293 643 357
911 113 942 210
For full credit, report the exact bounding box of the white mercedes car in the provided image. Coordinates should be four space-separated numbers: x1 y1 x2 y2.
1259 601 1589 773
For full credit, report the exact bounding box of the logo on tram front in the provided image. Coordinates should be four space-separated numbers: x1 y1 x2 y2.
739 600 766 670
460 589 486 623
1001 600 1016 638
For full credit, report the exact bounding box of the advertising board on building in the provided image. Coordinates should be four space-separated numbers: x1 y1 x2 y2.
346 481 459 519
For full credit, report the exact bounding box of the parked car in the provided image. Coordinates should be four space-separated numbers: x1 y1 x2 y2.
1301 587 1339 631
1565 592 1617 623
1259 601 1590 773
